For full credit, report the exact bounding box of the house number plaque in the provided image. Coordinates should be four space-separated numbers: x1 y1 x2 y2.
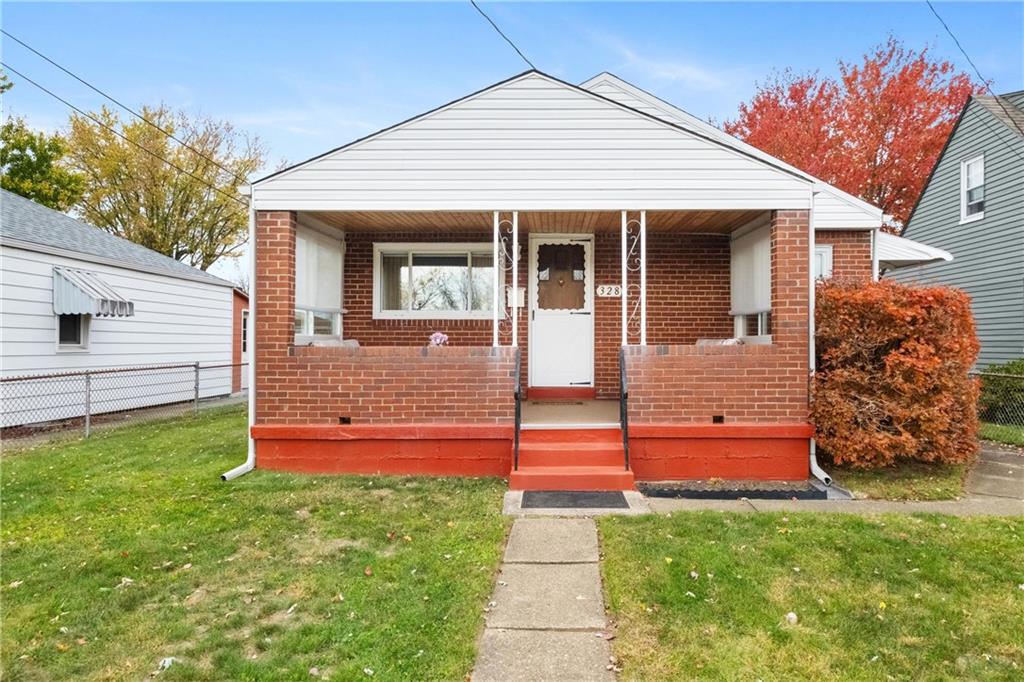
596 285 622 297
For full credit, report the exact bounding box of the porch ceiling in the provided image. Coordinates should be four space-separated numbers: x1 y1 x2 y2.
305 209 765 235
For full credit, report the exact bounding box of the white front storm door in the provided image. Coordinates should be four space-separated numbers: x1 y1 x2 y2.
528 235 594 388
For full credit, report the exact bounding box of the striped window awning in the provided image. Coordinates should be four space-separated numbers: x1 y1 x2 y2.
52 267 135 317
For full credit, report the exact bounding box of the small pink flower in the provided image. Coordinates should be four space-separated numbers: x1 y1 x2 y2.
428 332 449 347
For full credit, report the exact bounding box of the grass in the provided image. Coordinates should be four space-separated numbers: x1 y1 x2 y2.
830 461 968 501
599 512 1024 680
1 406 509 681
980 422 1024 447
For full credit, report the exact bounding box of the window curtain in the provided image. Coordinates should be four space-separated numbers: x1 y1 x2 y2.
380 254 406 310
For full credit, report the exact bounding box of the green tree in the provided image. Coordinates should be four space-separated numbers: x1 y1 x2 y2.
64 105 264 271
0 117 84 210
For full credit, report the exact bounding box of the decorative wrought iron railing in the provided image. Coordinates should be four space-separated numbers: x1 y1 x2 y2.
619 347 630 471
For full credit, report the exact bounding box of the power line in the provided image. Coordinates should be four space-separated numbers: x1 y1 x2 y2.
1 29 251 186
2 62 248 208
469 1 536 71
925 0 1024 139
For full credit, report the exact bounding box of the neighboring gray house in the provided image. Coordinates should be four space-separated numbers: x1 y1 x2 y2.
892 91 1024 368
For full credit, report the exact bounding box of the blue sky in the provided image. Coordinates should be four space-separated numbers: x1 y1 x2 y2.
3 1 1022 280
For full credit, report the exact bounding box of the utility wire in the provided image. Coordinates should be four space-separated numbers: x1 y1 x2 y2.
470 1 536 71
1 29 251 186
925 0 1024 140
2 62 248 208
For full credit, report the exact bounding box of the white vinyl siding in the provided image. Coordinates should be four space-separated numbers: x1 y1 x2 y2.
0 245 234 427
581 74 883 231
1 246 234 375
254 73 812 212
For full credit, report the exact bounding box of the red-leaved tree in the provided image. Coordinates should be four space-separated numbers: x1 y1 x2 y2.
725 37 980 227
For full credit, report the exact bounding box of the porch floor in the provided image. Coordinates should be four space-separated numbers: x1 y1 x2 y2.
521 399 619 429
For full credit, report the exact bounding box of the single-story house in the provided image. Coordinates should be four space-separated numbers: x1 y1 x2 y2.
228 70 945 489
0 189 245 428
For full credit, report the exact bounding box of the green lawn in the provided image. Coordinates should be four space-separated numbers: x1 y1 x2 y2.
980 422 1024 447
1 406 509 681
599 512 1024 680
830 461 968 501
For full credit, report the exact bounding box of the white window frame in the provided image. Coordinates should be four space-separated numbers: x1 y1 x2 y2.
55 313 90 352
814 244 834 280
960 154 985 224
372 242 495 320
733 311 772 344
295 226 345 344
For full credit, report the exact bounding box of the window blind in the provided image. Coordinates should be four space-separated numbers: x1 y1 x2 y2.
730 224 771 315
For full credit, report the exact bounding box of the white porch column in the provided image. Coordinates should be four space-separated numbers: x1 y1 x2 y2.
492 211 499 347
511 211 519 347
639 210 647 346
620 210 628 346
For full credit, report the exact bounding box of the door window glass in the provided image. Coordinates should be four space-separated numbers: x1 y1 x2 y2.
537 243 586 310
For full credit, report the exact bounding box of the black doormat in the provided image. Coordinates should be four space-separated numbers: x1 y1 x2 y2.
521 490 629 509
637 481 827 500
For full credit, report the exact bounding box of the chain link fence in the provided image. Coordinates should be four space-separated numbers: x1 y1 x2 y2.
1 363 247 443
973 371 1024 445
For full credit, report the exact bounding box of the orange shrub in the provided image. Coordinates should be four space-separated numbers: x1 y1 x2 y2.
813 279 979 468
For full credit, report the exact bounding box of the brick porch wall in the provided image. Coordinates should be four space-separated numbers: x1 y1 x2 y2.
340 230 732 398
625 210 811 425
817 229 873 280
254 213 517 427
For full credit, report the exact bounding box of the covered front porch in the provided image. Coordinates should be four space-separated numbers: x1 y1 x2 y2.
297 207 778 401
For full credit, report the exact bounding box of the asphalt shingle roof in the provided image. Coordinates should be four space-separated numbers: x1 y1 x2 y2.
0 189 233 287
975 94 1024 139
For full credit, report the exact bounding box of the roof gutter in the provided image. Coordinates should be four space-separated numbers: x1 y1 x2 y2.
222 196 257 481
807 190 832 487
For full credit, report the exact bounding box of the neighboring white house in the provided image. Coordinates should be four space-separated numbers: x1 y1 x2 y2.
0 189 238 427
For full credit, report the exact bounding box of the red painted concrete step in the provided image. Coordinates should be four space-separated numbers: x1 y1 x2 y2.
512 427 634 491
509 465 635 491
518 442 624 468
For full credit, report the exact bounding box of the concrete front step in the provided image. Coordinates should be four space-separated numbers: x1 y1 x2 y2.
518 442 625 468
509 465 635 491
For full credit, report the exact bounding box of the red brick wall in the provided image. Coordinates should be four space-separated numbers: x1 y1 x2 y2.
817 229 873 281
342 232 496 347
625 210 811 425
231 289 248 393
340 230 731 398
254 212 517 426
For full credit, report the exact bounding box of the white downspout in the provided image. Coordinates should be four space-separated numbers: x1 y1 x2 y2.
871 228 880 281
807 190 832 486
223 192 257 481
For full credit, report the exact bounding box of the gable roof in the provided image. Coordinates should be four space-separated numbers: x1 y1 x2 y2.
0 189 233 287
255 69 810 187
251 70 815 212
579 72 883 226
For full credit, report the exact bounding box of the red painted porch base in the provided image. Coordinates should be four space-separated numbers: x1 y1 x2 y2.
252 424 512 476
628 424 813 481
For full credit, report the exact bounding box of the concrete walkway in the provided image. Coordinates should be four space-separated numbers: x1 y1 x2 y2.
965 441 1023 500
472 518 615 682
